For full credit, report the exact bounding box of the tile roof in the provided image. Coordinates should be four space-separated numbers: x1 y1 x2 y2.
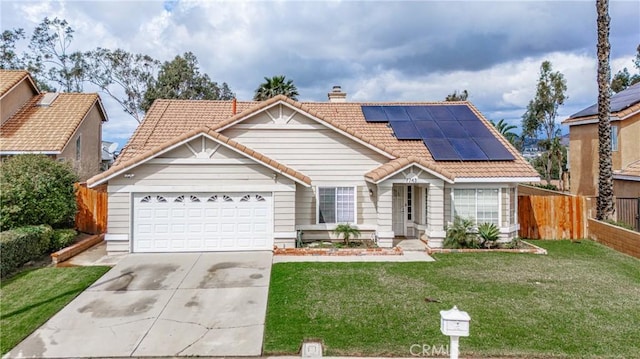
563 82 640 124
87 126 312 187
109 95 538 182
0 70 35 97
0 93 104 153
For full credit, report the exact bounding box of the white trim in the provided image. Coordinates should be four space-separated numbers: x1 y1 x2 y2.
613 174 640 182
454 177 540 183
107 184 296 193
376 231 395 238
426 230 446 238
368 163 453 184
88 132 311 188
273 232 297 238
296 224 377 231
147 158 254 165
0 150 60 155
620 109 640 121
217 100 396 160
105 234 128 241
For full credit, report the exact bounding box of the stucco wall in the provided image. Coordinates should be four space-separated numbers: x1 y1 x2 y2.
58 105 103 181
614 179 640 198
1 79 36 124
569 123 598 196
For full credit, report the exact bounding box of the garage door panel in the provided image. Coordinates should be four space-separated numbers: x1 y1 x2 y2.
133 192 272 252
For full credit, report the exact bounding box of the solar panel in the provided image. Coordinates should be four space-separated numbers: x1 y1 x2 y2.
413 120 445 138
389 121 421 140
460 120 494 138
474 138 515 160
422 138 460 161
447 105 478 121
405 106 433 121
360 104 516 161
450 138 489 160
570 82 640 118
426 106 455 121
382 106 411 121
362 106 389 122
435 120 468 138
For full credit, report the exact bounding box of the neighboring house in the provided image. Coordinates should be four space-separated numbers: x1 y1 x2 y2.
0 70 108 181
563 83 640 198
87 89 539 254
101 141 118 171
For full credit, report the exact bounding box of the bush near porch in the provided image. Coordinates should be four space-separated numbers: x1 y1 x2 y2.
265 240 640 357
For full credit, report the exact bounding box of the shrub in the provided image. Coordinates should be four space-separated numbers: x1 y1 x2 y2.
333 223 361 245
478 222 500 248
0 154 78 231
444 216 479 249
50 229 78 252
605 219 635 231
0 225 53 277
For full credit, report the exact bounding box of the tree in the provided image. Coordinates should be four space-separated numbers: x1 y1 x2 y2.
596 0 614 221
610 44 640 93
522 61 567 184
445 89 469 101
85 48 160 123
142 52 234 111
490 119 521 150
0 155 78 231
253 75 299 101
333 223 361 246
0 28 25 69
26 17 86 92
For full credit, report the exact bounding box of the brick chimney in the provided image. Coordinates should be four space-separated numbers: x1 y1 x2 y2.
328 85 347 103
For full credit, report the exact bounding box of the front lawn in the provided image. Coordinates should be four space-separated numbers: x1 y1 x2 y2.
0 266 110 354
265 240 640 358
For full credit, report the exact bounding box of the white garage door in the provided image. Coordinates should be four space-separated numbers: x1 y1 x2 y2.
133 193 272 252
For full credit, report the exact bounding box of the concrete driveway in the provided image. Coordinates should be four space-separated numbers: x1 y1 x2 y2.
6 251 272 358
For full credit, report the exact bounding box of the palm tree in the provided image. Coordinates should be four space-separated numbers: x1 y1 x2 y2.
333 223 361 246
596 0 614 220
491 119 521 150
445 89 468 101
253 75 299 101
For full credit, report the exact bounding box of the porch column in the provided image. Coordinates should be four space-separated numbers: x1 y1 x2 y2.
426 181 446 248
376 184 394 247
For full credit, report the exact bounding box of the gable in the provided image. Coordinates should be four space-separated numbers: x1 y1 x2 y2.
159 136 243 160
239 104 318 127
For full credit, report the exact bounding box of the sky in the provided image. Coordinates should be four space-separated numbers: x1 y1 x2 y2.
1 0 639 148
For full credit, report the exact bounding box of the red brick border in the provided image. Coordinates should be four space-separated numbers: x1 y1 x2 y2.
273 246 403 256
426 241 547 255
51 234 104 264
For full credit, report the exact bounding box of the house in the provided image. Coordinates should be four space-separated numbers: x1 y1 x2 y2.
0 70 108 181
101 141 118 171
563 82 640 198
87 88 539 254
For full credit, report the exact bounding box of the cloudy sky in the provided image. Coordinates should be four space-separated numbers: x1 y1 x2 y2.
1 0 639 147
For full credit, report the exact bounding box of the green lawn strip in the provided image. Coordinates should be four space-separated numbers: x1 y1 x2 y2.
0 266 110 354
264 240 640 358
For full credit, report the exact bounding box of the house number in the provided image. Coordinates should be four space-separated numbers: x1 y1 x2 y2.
406 176 418 183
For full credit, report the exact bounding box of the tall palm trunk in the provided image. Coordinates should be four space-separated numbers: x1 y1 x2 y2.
596 0 615 220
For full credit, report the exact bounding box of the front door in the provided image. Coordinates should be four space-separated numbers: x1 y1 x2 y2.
392 186 405 236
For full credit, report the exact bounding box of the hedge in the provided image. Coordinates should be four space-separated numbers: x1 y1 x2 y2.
0 225 53 278
50 229 77 252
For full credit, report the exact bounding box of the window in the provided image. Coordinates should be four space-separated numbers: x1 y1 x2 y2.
611 125 618 151
75 136 81 161
453 188 499 225
318 187 355 224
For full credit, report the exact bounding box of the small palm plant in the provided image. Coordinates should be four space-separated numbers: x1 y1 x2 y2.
444 216 477 249
333 223 361 246
477 222 500 249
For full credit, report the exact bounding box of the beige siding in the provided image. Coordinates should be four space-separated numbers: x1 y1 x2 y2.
443 187 452 225
106 191 130 235
295 184 316 225
274 191 295 233
428 183 445 232
502 188 509 227
377 185 393 232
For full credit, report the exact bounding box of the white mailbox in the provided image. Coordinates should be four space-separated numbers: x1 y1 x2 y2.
440 306 470 337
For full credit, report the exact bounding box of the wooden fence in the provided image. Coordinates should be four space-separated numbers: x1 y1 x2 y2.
75 183 107 234
588 218 640 259
518 195 588 239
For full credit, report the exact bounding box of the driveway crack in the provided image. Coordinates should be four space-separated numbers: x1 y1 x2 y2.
175 328 209 356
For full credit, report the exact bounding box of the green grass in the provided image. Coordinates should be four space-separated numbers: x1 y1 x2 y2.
0 266 110 354
265 240 640 358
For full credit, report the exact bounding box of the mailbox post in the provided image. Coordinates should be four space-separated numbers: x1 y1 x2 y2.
440 306 470 359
